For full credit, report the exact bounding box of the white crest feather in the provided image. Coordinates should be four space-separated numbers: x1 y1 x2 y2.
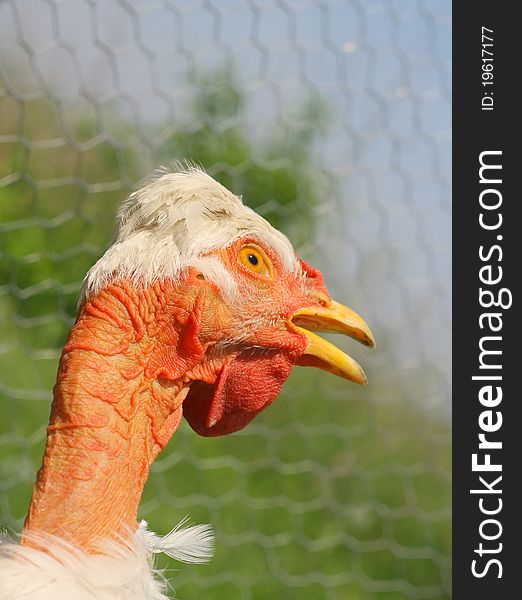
0 519 214 600
81 164 299 300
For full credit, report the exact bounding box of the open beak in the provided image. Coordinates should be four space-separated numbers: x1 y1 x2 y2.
289 300 375 385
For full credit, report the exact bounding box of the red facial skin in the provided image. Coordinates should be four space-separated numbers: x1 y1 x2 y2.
22 237 331 552
183 241 330 436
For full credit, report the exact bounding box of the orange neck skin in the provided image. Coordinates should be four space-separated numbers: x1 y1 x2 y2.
22 277 222 553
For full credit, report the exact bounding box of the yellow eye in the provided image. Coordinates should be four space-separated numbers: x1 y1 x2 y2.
238 245 273 277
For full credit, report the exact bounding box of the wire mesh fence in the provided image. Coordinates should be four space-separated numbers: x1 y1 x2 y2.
0 0 451 598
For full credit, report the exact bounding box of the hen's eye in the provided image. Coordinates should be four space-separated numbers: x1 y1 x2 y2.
238 245 273 277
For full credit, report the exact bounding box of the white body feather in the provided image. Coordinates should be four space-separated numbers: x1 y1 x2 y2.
0 521 214 600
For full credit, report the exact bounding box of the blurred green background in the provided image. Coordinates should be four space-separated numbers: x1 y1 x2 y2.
0 1 451 598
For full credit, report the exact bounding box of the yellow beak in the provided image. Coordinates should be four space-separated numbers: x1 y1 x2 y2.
289 300 375 385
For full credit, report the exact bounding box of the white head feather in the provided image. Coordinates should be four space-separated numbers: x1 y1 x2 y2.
81 165 300 301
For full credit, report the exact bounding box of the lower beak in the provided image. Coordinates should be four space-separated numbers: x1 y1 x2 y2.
289 300 375 385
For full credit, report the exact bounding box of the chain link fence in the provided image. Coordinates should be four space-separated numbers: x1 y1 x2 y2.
0 1 451 598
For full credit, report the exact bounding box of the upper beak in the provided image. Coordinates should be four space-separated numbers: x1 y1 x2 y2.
289 300 375 385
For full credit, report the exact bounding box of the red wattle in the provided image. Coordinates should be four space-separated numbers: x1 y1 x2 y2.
183 348 300 436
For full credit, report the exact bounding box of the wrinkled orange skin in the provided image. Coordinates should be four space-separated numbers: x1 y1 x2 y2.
23 274 229 551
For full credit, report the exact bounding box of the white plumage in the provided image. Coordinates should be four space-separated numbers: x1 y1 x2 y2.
0 521 213 600
82 164 299 302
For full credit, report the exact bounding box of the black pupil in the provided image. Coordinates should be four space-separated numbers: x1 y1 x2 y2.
248 253 259 266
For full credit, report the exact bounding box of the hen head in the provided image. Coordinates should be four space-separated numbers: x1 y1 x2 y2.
83 165 375 437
